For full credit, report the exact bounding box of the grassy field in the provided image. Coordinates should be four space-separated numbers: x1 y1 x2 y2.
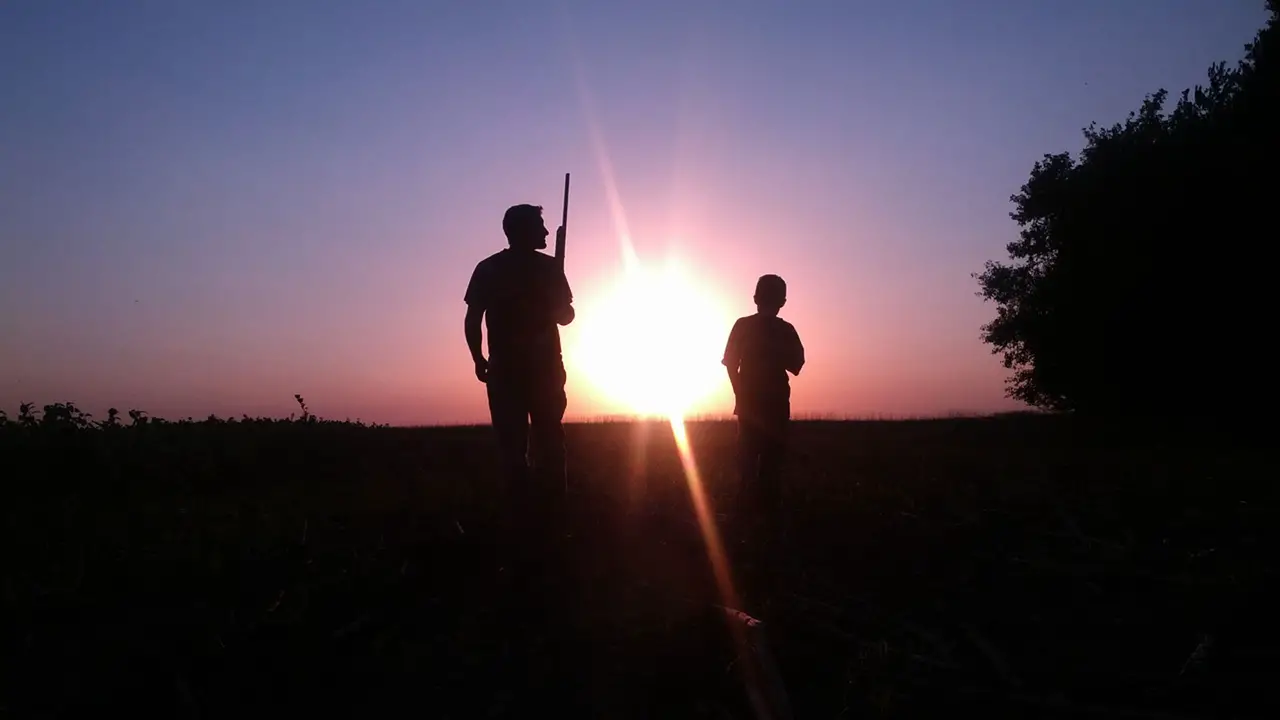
2 403 1275 718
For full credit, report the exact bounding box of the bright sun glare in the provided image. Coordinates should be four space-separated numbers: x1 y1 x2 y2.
568 258 734 419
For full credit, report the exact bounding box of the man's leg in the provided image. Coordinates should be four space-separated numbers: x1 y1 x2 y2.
523 365 569 645
486 372 545 702
488 371 544 605
529 363 568 498
487 372 531 494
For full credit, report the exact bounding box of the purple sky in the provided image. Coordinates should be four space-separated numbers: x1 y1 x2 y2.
1 1 1268 425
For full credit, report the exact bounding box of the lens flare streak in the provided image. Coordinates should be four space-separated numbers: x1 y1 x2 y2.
565 30 741 611
561 12 770 712
668 415 741 613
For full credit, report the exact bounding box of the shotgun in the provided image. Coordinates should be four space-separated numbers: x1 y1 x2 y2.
555 172 569 269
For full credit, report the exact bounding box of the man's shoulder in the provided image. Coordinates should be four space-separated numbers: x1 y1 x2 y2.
465 250 504 304
530 250 562 274
471 249 526 283
476 249 560 271
473 249 508 270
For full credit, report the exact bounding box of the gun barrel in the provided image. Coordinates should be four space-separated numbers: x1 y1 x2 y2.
556 173 569 266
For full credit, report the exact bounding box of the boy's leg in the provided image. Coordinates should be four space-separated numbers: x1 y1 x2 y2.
736 411 785 613
749 412 789 612
737 414 762 515
756 413 789 529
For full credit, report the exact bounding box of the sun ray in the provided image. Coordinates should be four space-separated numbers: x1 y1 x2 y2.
669 415 741 611
562 11 638 272
558 16 759 708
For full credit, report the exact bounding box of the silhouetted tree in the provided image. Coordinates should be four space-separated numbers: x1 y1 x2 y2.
976 1 1277 421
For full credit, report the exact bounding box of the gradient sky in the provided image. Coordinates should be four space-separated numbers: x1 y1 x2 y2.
1 1 1268 425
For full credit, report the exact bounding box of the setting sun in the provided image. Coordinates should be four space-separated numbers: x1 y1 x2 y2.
567 257 736 419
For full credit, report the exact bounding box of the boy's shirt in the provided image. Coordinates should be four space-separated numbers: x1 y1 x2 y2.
722 313 805 418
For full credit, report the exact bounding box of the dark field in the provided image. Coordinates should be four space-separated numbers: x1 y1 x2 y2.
3 410 1276 718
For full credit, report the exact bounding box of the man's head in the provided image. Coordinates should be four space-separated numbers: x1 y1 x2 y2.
503 204 549 250
754 274 787 315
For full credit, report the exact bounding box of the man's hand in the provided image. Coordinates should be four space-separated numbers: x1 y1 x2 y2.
556 225 566 248
474 357 489 384
554 304 575 326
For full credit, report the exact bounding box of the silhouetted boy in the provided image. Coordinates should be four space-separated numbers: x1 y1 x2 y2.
722 274 805 527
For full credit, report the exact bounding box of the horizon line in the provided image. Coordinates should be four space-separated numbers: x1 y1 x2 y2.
395 408 1048 429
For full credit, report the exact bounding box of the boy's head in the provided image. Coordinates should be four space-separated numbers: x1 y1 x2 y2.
502 204 549 250
754 274 787 315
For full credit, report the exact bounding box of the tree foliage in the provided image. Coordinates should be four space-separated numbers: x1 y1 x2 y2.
976 2 1277 418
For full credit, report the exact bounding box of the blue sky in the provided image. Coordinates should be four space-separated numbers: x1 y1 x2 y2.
1 1 1268 423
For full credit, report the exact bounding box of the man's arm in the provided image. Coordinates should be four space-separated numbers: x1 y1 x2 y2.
463 264 488 382
554 303 575 326
464 305 488 383
552 267 575 326
465 305 485 363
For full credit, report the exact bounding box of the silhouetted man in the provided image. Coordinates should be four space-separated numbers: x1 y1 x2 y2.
464 204 575 498
722 274 805 529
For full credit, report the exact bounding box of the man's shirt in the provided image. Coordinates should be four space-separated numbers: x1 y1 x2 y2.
464 248 573 365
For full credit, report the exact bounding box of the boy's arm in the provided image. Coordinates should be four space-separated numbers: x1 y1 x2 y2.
725 362 741 396
722 320 743 396
786 324 805 376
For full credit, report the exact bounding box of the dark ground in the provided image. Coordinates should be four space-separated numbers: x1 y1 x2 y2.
2 413 1276 718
